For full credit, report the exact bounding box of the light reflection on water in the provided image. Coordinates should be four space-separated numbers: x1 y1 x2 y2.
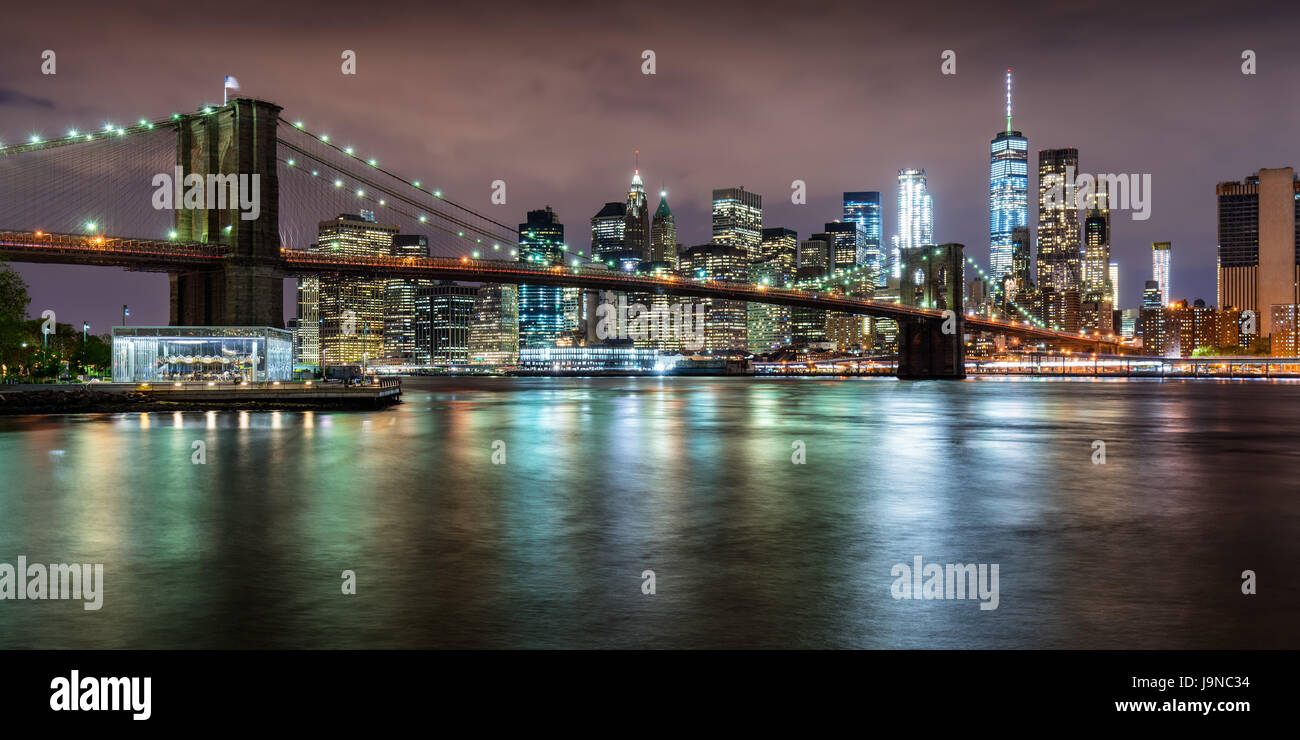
0 376 1296 649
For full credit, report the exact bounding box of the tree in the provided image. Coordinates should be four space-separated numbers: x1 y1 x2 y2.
0 263 32 378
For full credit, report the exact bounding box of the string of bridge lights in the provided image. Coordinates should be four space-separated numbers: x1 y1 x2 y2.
0 115 177 154
962 256 1050 330
277 117 623 268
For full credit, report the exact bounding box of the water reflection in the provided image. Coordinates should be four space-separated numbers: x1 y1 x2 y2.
0 377 1296 649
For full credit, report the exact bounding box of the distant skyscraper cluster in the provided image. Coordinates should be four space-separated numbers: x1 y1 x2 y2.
284 67 1300 369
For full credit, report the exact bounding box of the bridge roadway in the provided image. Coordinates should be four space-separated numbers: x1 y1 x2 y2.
0 229 1129 353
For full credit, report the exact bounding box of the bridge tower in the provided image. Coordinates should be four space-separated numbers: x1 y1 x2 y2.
897 243 966 379
169 98 283 327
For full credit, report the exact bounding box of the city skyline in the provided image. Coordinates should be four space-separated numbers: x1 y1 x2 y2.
2 0 1298 333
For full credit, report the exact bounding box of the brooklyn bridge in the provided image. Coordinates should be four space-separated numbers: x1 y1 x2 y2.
0 98 1128 379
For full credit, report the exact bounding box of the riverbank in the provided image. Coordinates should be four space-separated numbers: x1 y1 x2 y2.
0 381 402 414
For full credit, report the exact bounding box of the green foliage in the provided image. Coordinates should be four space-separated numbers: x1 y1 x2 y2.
0 263 33 377
0 265 112 379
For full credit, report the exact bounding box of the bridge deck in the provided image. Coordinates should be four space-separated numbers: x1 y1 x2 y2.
0 228 1131 352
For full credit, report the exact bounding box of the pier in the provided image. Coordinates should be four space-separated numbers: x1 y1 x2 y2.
0 379 402 414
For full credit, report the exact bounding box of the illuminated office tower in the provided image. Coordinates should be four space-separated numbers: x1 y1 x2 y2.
590 201 626 262
1120 308 1139 338
1080 195 1112 333
624 169 651 262
822 221 867 275
799 237 830 273
1005 225 1035 318
895 168 933 275
1037 148 1080 292
746 227 799 353
711 187 763 260
747 260 790 353
650 191 679 269
1142 280 1162 312
518 207 567 348
1109 262 1120 308
418 282 477 365
757 227 798 283
1082 184 1111 302
384 233 431 364
316 213 396 366
680 243 749 353
468 283 519 366
792 237 830 343
989 70 1028 290
295 269 319 368
1037 148 1080 328
1217 168 1300 343
1152 241 1171 306
843 191 884 284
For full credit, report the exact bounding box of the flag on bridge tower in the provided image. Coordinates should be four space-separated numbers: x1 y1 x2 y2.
223 76 240 104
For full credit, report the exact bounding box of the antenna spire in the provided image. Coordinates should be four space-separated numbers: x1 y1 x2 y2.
1005 68 1013 133
634 148 639 174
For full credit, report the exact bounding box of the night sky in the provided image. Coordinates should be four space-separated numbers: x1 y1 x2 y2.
2 0 1298 332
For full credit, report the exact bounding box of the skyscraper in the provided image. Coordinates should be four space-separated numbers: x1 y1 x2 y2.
295 271 319 369
757 227 798 282
680 243 749 353
1006 225 1035 316
799 238 830 273
712 187 764 260
650 191 678 268
989 70 1028 290
823 221 867 274
747 227 799 353
624 169 651 262
1109 262 1120 308
316 213 396 366
1152 241 1171 306
418 282 477 365
1037 148 1080 328
468 283 519 366
1217 168 1300 340
895 169 933 275
590 202 627 263
1082 185 1111 303
843 191 883 283
518 207 567 348
384 234 430 364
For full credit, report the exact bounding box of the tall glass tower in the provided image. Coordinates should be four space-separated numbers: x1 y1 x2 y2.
711 187 763 260
517 207 567 348
1152 241 1172 306
989 70 1028 291
895 169 933 278
843 191 883 284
